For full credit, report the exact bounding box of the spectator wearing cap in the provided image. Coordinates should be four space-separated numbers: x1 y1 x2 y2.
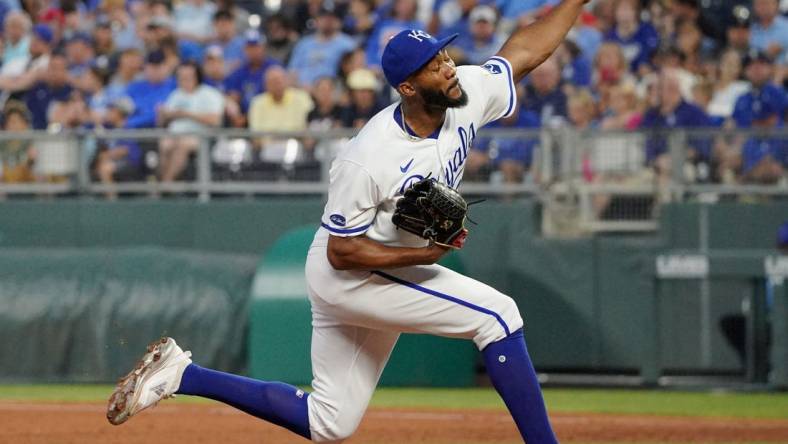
248 65 313 135
726 6 752 57
93 97 144 196
124 50 176 128
454 5 505 65
288 3 356 87
224 29 281 118
604 0 659 74
174 0 216 44
0 23 53 95
750 0 788 65
640 68 712 182
732 51 787 183
365 0 424 68
210 10 244 73
157 61 224 182
65 33 95 79
202 45 226 89
0 100 36 183
202 44 244 126
339 68 385 128
265 14 297 65
522 56 568 125
24 52 73 129
1 11 31 76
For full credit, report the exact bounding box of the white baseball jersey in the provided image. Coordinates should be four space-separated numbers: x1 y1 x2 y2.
311 56 516 249
304 56 523 443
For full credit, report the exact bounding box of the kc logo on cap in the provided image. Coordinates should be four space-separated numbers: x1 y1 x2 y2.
407 30 432 42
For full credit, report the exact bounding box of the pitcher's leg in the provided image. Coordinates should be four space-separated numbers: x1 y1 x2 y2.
312 263 556 443
176 364 311 439
307 320 399 443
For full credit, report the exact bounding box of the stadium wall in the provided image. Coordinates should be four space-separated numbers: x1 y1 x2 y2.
0 199 785 385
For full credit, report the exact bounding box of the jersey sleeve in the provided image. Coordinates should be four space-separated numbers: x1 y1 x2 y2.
466 56 517 126
320 160 380 237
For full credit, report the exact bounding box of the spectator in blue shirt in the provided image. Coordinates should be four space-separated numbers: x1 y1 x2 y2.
224 29 280 117
124 50 176 128
732 51 787 183
288 3 356 87
454 5 505 65
604 0 659 73
24 53 72 130
750 0 788 64
210 9 245 74
522 57 568 125
365 0 424 67
640 68 712 179
468 97 541 183
557 39 592 88
93 97 145 197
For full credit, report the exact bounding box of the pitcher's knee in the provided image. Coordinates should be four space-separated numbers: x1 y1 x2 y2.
474 294 524 349
308 396 363 443
310 419 359 443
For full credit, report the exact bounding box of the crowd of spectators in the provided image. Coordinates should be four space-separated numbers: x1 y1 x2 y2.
0 0 786 188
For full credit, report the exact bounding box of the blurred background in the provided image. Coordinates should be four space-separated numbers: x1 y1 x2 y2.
0 0 786 391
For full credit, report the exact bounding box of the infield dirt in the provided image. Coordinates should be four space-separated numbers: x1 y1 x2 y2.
2 402 787 443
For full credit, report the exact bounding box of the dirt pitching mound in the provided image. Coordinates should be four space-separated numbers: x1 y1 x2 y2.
2 402 787 443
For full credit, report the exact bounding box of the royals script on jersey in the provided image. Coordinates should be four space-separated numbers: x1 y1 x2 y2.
313 56 516 248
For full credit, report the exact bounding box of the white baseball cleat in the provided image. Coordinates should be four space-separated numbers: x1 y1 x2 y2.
106 337 193 425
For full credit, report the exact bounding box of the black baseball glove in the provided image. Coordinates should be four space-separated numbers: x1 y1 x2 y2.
391 178 469 249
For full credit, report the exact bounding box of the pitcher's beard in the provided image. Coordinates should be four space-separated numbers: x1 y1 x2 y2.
418 83 469 109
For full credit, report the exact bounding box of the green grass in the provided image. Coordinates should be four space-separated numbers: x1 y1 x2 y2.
1 385 787 420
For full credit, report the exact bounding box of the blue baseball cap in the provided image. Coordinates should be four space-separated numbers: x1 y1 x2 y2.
32 24 53 44
381 29 457 88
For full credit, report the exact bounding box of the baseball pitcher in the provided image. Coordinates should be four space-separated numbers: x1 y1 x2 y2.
107 1 589 442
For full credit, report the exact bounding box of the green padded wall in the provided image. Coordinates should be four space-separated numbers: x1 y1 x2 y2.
0 247 256 382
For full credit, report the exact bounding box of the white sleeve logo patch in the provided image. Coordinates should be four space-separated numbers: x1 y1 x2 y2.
482 63 502 74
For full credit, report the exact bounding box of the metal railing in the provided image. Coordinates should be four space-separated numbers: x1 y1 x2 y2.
1 127 786 233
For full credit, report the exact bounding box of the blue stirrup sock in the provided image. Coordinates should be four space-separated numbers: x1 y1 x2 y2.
482 329 558 444
176 364 311 440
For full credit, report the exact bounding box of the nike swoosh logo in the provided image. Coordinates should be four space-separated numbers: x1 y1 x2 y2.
400 158 414 173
